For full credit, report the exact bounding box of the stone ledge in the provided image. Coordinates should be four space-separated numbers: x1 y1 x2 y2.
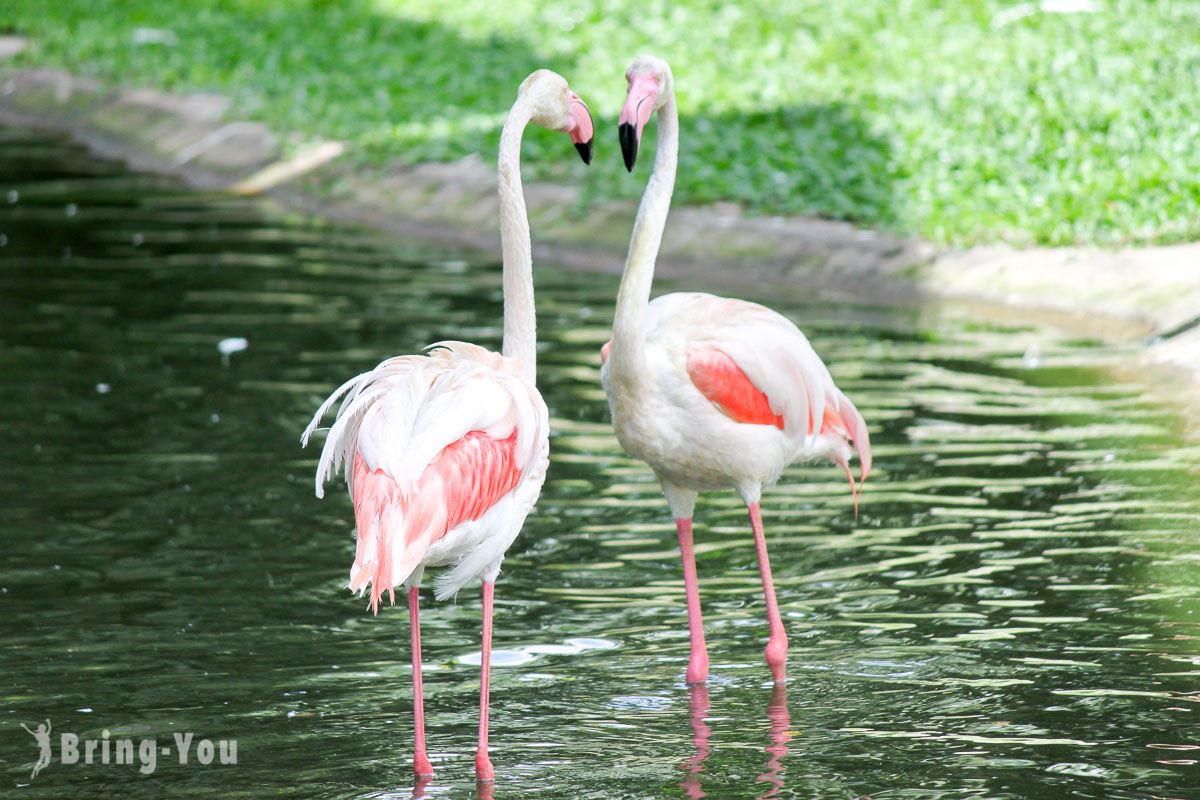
0 65 932 303
930 243 1200 338
0 68 277 185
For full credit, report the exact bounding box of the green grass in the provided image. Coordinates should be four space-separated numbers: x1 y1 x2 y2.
5 0 1199 246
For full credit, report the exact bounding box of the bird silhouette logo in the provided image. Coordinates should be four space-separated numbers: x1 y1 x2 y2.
20 719 52 780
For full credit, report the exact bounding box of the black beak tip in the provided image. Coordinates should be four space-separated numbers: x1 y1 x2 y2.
618 122 638 172
575 138 594 165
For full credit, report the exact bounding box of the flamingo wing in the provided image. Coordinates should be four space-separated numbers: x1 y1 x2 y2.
350 430 521 612
303 342 547 612
687 347 784 429
662 293 872 483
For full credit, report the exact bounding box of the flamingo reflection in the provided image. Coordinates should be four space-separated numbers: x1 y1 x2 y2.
679 682 792 798
410 775 493 799
758 682 792 798
681 683 713 798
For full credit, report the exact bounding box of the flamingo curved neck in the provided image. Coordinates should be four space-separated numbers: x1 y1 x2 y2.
498 97 537 382
610 92 678 383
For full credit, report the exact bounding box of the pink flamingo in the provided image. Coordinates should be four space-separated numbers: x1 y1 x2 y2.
600 56 871 684
302 70 593 782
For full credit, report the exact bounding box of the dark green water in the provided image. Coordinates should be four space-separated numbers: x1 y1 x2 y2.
2 127 1199 799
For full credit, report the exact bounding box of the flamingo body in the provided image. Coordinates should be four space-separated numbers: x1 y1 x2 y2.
601 292 868 502
305 342 549 609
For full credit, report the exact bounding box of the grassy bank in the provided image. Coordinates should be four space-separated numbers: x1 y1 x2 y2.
5 0 1198 246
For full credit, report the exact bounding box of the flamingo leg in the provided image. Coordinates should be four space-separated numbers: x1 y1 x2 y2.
676 517 710 683
409 586 434 777
748 503 788 682
475 580 496 782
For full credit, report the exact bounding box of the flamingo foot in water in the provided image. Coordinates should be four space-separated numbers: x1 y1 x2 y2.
475 754 495 783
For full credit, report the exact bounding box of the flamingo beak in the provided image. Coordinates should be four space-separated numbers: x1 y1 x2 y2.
618 73 658 171
563 92 594 165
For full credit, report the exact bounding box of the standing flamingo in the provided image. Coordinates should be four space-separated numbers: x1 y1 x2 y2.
302 70 593 782
600 56 871 684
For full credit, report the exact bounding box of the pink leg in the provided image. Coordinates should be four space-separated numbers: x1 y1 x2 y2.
676 518 709 683
409 587 433 777
748 503 788 682
475 580 496 782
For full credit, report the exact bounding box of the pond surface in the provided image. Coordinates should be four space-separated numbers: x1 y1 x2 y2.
2 127 1199 800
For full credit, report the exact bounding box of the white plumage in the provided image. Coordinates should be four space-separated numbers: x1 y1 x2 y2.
301 341 548 600
602 292 868 507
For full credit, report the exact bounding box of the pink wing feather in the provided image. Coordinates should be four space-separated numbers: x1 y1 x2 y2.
687 348 786 429
687 342 871 510
647 292 872 504
351 431 522 614
686 345 870 453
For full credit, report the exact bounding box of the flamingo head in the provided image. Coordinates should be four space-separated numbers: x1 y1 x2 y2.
519 69 595 164
618 55 674 171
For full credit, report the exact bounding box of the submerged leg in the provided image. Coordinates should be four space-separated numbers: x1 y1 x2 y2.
409 586 433 777
748 503 788 682
676 517 710 683
476 580 496 782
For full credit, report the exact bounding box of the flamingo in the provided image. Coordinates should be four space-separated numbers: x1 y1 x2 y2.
301 70 593 782
599 56 871 684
